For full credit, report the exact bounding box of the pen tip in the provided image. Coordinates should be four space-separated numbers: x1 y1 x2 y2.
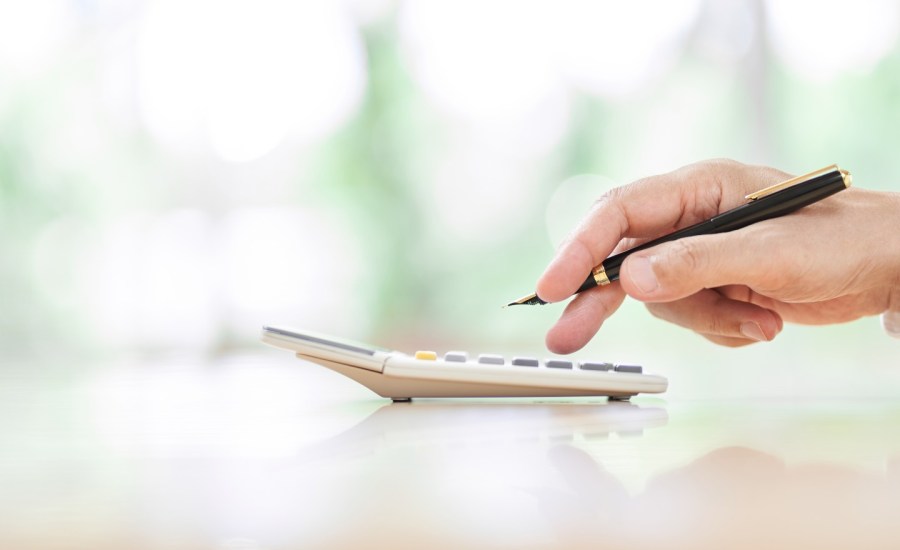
505 292 547 307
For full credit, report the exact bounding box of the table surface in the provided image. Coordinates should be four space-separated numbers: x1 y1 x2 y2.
4 354 900 550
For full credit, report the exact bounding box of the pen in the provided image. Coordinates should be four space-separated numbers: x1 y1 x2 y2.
506 164 853 307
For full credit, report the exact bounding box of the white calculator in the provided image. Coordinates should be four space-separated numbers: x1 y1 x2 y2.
261 326 668 401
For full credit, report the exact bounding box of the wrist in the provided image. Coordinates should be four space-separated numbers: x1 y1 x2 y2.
879 191 900 338
886 192 900 314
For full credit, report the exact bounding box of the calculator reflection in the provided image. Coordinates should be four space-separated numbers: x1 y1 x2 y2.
297 400 668 461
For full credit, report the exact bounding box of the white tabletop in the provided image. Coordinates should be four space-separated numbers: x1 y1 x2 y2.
3 354 900 549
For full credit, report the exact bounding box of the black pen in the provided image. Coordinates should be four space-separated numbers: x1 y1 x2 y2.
506 164 853 307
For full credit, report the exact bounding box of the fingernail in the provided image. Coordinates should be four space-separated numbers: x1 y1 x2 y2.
628 256 659 294
740 322 768 342
883 311 900 339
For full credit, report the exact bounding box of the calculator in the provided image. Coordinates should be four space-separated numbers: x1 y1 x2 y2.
261 326 668 401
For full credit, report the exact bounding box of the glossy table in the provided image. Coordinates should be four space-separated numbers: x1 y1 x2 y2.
4 355 900 549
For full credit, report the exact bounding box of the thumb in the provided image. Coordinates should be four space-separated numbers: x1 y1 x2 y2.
619 233 767 302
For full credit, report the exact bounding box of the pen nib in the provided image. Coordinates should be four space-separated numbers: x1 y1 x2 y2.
504 292 547 307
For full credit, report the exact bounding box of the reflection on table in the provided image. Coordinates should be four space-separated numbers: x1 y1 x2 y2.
1 357 899 549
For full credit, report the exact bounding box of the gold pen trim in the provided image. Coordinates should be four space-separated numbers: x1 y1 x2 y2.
839 168 852 188
744 164 849 201
592 265 610 286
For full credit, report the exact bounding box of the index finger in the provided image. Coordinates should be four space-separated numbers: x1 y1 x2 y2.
534 159 788 303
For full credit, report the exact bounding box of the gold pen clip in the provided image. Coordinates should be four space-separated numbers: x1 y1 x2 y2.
744 164 851 201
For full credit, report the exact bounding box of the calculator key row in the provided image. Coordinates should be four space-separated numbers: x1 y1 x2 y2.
410 351 644 373
512 358 641 373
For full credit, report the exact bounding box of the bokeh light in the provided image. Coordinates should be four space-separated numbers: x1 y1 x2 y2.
0 0 898 398
764 0 900 81
138 0 367 161
553 0 703 97
399 0 560 121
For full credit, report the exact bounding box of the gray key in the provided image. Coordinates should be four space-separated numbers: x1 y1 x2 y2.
579 361 614 371
545 360 573 369
614 364 643 374
477 354 504 365
444 351 468 362
511 357 539 367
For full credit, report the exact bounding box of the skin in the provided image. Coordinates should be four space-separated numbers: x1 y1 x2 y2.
535 159 900 354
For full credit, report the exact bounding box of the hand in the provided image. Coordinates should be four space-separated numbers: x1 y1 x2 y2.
536 159 900 353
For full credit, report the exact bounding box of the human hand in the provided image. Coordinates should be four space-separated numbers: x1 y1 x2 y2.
536 159 900 353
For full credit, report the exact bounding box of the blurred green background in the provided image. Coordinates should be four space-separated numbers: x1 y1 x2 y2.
2 0 899 397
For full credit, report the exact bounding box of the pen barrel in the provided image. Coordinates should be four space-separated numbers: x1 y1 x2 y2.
577 168 848 292
576 276 599 294
708 169 846 233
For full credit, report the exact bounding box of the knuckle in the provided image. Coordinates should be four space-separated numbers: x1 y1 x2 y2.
706 157 744 171
679 158 742 180
592 187 620 209
704 314 731 337
591 188 627 223
590 187 630 236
